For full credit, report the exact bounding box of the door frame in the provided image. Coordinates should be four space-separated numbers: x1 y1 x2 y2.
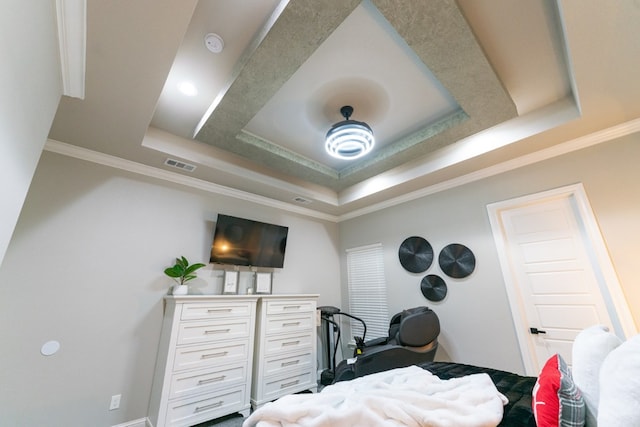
487 183 637 375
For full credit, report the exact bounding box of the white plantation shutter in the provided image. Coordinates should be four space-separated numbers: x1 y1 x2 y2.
346 243 390 341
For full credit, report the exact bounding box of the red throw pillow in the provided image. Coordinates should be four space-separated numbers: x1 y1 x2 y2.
532 353 585 426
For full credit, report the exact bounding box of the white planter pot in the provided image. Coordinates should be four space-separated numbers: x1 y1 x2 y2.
172 284 189 295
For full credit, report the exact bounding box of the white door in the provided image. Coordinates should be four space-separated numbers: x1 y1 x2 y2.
487 184 636 375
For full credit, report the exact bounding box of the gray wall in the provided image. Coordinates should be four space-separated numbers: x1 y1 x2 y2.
339 134 640 374
0 152 342 426
2 133 639 426
0 0 62 267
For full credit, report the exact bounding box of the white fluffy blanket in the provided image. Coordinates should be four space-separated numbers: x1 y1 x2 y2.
243 365 508 427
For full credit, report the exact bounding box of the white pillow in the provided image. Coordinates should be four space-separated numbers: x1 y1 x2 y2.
571 325 622 426
598 333 640 426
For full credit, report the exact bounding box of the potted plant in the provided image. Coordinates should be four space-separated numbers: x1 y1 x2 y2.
164 256 206 295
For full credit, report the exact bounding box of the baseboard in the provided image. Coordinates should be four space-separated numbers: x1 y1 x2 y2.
111 417 151 427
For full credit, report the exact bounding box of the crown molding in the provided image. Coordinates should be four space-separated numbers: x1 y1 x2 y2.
55 0 86 99
44 117 640 223
338 117 640 221
142 127 340 207
44 139 339 223
237 130 339 179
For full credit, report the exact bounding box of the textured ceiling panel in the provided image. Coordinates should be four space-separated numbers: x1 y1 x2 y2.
195 0 517 191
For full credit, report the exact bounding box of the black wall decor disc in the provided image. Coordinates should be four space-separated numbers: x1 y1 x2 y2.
420 274 447 302
398 236 433 273
439 243 476 278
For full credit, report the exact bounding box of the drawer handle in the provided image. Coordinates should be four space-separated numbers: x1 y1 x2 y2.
280 379 300 388
207 308 232 312
205 329 231 334
281 360 300 367
282 322 300 327
195 401 223 412
198 375 226 385
201 351 228 359
282 340 300 347
282 305 301 310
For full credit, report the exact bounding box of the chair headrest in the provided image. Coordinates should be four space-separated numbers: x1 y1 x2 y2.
396 306 440 347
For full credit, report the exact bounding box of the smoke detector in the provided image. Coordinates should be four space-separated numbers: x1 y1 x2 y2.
204 33 224 53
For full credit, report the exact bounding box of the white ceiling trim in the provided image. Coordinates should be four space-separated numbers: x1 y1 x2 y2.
338 97 580 205
55 0 86 99
338 117 640 221
142 127 340 206
237 129 339 179
338 110 469 178
193 0 291 137
555 0 582 116
44 139 339 222
44 117 640 223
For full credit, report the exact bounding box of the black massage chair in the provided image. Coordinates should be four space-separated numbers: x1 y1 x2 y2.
333 306 440 383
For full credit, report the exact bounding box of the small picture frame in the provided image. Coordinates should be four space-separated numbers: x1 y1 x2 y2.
223 270 238 294
255 272 272 294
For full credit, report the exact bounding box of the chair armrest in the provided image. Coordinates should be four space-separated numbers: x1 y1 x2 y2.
364 337 389 347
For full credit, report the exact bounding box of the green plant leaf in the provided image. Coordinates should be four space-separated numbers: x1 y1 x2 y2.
164 257 206 286
184 263 206 276
164 266 183 277
183 274 197 283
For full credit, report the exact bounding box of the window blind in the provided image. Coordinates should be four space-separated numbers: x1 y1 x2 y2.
346 243 389 341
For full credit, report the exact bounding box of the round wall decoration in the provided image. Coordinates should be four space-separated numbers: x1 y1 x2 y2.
420 274 447 302
398 236 433 273
439 243 476 278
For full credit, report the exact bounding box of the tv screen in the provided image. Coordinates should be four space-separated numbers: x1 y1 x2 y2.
210 214 288 268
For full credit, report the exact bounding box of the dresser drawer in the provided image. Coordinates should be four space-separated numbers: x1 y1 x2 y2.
173 341 248 372
266 300 315 315
177 318 251 346
180 301 252 321
166 386 245 427
264 312 314 336
263 371 313 400
264 332 313 356
169 364 246 400
263 351 313 378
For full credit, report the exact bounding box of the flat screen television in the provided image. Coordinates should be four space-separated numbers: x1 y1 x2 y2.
210 214 289 268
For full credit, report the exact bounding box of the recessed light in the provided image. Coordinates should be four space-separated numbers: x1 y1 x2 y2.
177 81 198 97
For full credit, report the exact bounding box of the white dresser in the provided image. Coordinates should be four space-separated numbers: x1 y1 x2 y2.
251 294 319 409
149 295 259 427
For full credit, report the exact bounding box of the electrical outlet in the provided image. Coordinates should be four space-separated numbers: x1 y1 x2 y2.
109 394 121 410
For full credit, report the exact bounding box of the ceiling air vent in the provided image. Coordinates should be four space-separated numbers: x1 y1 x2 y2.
164 158 196 172
293 196 312 204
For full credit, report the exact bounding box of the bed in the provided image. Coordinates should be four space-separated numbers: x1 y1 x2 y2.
244 325 639 426
417 361 536 427
243 361 536 427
